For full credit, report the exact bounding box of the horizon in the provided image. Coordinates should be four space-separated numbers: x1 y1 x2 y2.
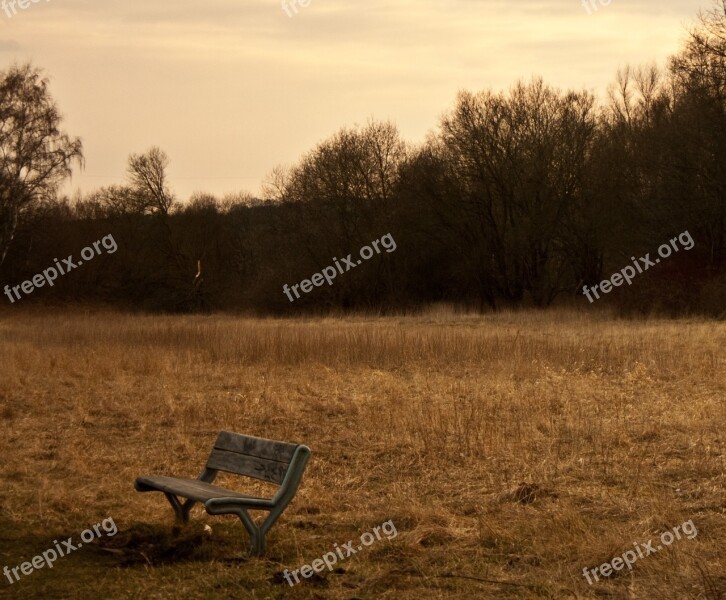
0 0 709 200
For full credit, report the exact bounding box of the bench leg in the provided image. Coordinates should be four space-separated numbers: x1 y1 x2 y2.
235 504 287 555
237 503 292 555
205 503 292 556
164 493 197 524
235 508 265 556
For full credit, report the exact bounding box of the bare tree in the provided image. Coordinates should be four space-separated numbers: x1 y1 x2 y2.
668 1 726 266
436 80 597 306
671 0 726 95
0 63 83 266
127 147 175 215
277 121 406 306
81 184 144 217
261 165 292 202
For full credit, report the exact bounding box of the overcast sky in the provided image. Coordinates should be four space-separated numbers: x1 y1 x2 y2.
0 0 709 200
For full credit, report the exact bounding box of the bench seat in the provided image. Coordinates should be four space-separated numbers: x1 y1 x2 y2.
135 475 274 507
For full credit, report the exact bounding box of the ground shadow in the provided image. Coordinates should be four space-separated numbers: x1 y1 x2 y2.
94 522 249 567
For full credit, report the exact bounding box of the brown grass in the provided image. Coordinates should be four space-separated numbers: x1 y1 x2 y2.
0 309 724 599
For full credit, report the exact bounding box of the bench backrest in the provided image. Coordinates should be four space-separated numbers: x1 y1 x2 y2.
206 431 301 485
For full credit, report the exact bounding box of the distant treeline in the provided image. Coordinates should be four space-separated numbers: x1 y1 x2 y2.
1 2 725 316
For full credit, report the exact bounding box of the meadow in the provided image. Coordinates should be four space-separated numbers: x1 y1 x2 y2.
0 309 724 599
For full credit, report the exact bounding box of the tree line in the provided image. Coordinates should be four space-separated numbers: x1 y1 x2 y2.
1 1 725 316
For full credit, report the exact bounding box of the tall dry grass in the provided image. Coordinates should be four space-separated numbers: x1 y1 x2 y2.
0 309 724 599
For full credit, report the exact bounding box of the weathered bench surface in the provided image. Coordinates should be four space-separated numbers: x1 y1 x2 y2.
135 475 274 506
135 431 311 555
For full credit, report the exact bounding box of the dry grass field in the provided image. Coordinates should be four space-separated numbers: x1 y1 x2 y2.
0 308 724 599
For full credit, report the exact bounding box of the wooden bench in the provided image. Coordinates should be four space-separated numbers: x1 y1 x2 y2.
135 431 311 555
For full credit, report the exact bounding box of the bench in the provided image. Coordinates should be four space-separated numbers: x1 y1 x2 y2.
135 431 311 555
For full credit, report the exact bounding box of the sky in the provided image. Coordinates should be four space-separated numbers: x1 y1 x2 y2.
0 0 710 200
